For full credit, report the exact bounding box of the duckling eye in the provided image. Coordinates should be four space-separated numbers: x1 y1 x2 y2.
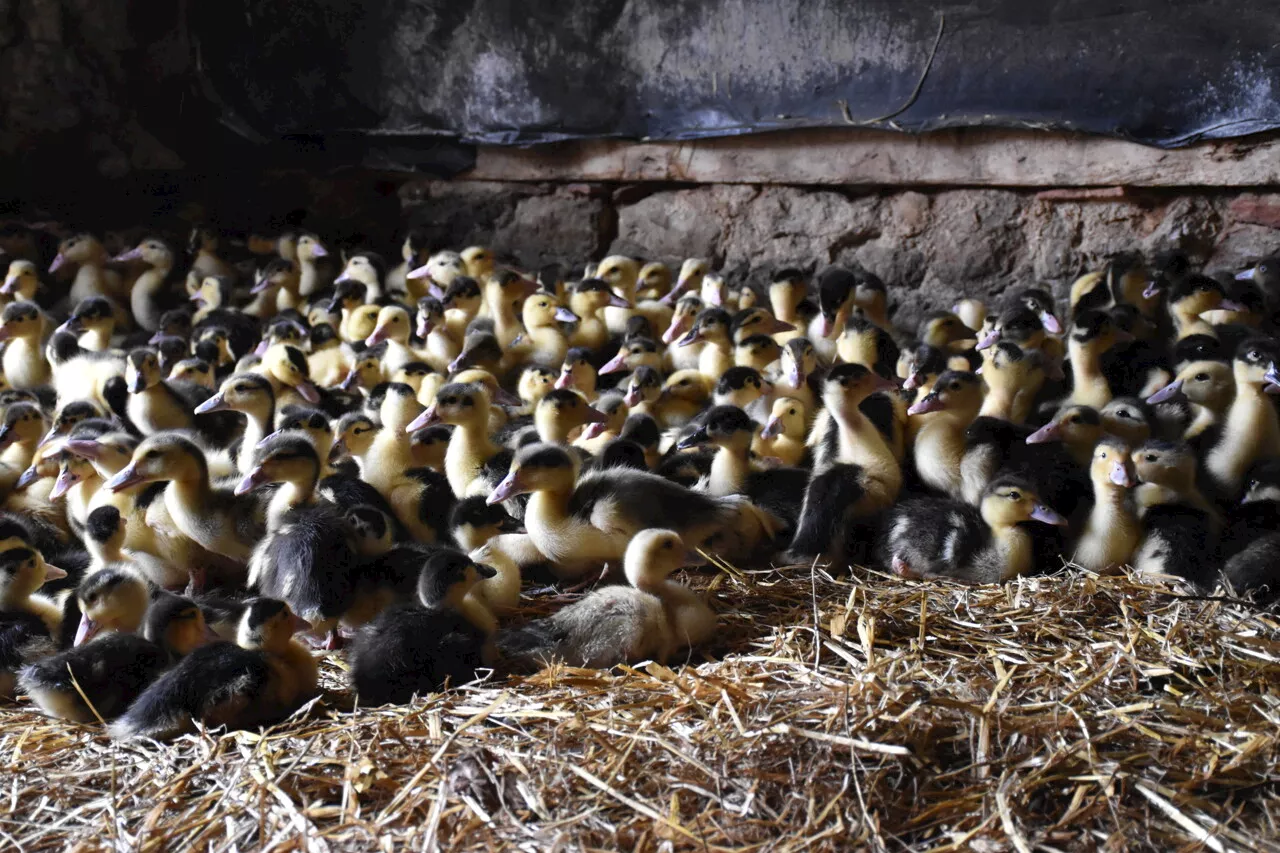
1145 454 1158 462
1195 373 1209 382
1099 451 1109 459
1006 491 1021 501
1069 416 1081 424
1249 350 1261 361
663 541 674 550
1116 410 1131 419
788 408 797 416
680 379 690 386
145 450 159 460
949 382 960 391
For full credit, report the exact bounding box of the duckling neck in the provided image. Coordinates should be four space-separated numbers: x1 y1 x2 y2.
444 419 499 496
832 402 902 507
267 476 318 531
1068 341 1111 406
913 410 974 493
88 537 125 566
1207 383 1280 492
298 256 322 297
5 336 47 387
1172 307 1213 339
979 385 1034 423
237 408 274 474
707 445 750 496
132 268 169 332
1 438 36 470
81 326 112 351
988 523 1034 580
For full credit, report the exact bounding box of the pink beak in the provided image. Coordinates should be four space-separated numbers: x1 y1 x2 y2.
661 320 688 345
599 352 629 374
1146 380 1184 405
365 326 389 347
760 417 783 439
582 406 609 425
907 395 944 416
1110 461 1135 488
74 614 100 647
416 318 433 339
816 315 834 339
48 253 66 273
976 329 1001 350
113 247 143 263
487 471 523 504
48 468 81 500
1025 423 1061 444
294 381 321 404
406 263 431 280
581 422 606 440
405 405 440 432
311 244 329 258
0 278 18 295
554 372 574 390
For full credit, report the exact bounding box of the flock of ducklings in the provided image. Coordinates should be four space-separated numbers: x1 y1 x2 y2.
0 222 1279 740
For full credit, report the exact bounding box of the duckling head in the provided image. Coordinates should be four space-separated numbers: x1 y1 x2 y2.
664 258 709 305
345 505 395 556
1016 288 1061 335
106 433 207 492
441 275 483 312
263 406 331 451
74 566 150 645
251 258 298 297
675 308 730 348
678 405 754 453
900 343 948 390
488 443 576 504
535 389 608 443
1 260 39 301
595 256 641 295
198 372 276 420
638 261 671 296
981 341 1047 389
0 300 45 343
0 545 64 609
714 366 771 409
555 347 596 392
332 412 378 462
917 310 972 349
659 369 711 406
57 296 115 340
1069 310 1132 355
624 528 702 590
1090 439 1135 492
450 367 520 406
48 451 95 500
417 548 497 610
265 344 322 404
1149 360 1234 409
581 393 628 441
781 337 817 388
192 275 232 311
1236 336 1280 390
170 358 215 389
125 348 164 394
735 334 781 371
624 365 662 408
392 361 433 395
1099 398 1151 446
1026 404 1102 447
84 505 126 556
978 477 1067 530
450 496 520 551
38 399 102 449
63 430 138 478
49 233 102 273
450 332 503 376
523 292 576 330
0 402 47 451
237 597 311 653
373 382 422 433
761 397 805 440
905 369 979 417
1242 459 1280 504
518 366 557 407
407 381 485 433
295 234 329 263
1133 439 1197 492
731 307 794 343
661 294 704 342
143 594 215 657
768 268 807 311
416 296 445 339
853 272 888 321
115 237 175 271
409 251 465 289
337 252 385 289
1168 275 1227 318
460 246 495 280
238 433 320 495
814 267 858 338
978 306 1046 352
410 424 452 470
600 338 658 376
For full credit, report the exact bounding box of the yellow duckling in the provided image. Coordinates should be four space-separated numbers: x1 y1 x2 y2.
754 397 808 467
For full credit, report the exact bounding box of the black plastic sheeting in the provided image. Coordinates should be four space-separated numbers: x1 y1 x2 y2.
186 0 1280 174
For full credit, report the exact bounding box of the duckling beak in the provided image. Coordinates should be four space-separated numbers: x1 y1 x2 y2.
194 392 228 414
0 325 13 342
661 319 688 345
554 307 579 323
623 385 643 407
764 317 796 335
1025 422 1061 444
294 380 321 404
234 467 269 496
416 317 434 338
1236 267 1257 281
872 375 899 394
599 351 629 374
492 387 522 406
338 370 361 392
105 463 144 493
48 468 81 500
976 329 1001 350
63 438 103 459
759 378 776 395
335 271 351 284
903 371 923 391
328 438 347 461
907 394 944 416
405 405 440 432
113 247 143 263
1266 364 1280 387
189 292 206 305
250 276 276 294
48 253 67 273
1040 311 1063 335
554 371 575 390
36 426 62 449
255 430 281 450
815 314 835 339
74 614 100 646
447 354 468 374
582 405 609 425
607 293 632 309
1029 504 1068 526
1146 380 1185 405
677 426 710 450
14 466 40 490
253 338 272 357
365 326 390 347
760 416 783 439
1109 461 1135 488
43 563 67 582
310 243 328 258
675 327 703 348
1142 281 1163 300
288 613 313 634
1219 299 1247 312
473 562 498 580
406 263 431 280
428 283 445 300
580 422 607 440
0 277 18 295
487 471 525 504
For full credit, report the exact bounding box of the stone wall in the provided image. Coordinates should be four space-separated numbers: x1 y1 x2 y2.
404 180 1280 331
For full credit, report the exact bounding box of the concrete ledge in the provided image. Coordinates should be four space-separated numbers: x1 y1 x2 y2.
466 128 1280 188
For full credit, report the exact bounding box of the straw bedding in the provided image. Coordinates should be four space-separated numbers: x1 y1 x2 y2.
3 562 1279 852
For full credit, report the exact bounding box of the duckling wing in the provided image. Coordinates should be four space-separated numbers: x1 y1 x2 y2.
570 469 733 536
20 634 169 722
1137 505 1219 589
878 498 986 578
109 642 268 740
252 505 359 627
1 611 56 693
350 605 485 705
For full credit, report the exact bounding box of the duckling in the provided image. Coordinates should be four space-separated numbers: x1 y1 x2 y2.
775 337 820 415
407 250 466 296
516 366 557 412
1131 442 1219 588
906 370 984 498
0 301 51 389
575 393 628 456
0 401 49 495
661 294 705 372
879 477 1067 583
516 292 575 369
851 271 891 330
952 298 988 334
1064 310 1129 408
188 226 234 280
449 497 523 614
636 261 671 302
113 237 176 333
348 550 496 704
836 313 899 380
621 364 662 417
712 366 771 415
449 331 504 377
336 251 388 302
1166 274 1231 340
754 397 808 467
192 325 238 374
767 268 809 342
295 233 330 298
83 505 185 589
497 528 714 670
917 310 975 352
52 233 123 311
415 295 460 372
1026 405 1104 466
532 389 608 446
245 258 299 318
786 364 904 564
1072 440 1140 572
56 296 118 352
1220 460 1280 602
360 383 455 540
439 274 483 339
1147 359 1235 444
0 259 40 307
196 372 276 475
808 267 858 361
124 348 212 436
976 342 1046 423
1203 338 1280 499
0 545 64 696
108 597 316 740
409 424 452 472
734 334 782 372
168 358 215 390
364 304 419 376
654 369 712 428
730 306 795 347
407 381 511 499
600 337 663 378
662 258 710 306
488 443 739 579
480 270 536 349
44 330 127 412
1099 397 1153 447
598 255 672 336
554 347 598 400
106 433 263 569
388 229 429 299
1132 439 1218 523
254 343 323 410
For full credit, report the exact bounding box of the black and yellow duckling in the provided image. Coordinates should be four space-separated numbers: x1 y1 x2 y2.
56 296 119 352
1072 440 1139 572
113 237 178 334
1146 359 1235 445
83 504 185 590
976 341 1048 424
1064 310 1131 408
196 371 276 475
1130 440 1220 588
734 334 782 373
124 347 217 437
407 381 511 500
1220 459 1280 602
348 549 496 704
498 528 714 670
488 443 739 579
1203 337 1280 499
879 476 1067 583
675 307 734 382
108 597 316 740
836 313 899 380
0 545 65 697
0 259 40 307
905 370 983 498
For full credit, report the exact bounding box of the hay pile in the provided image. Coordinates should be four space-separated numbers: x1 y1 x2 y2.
3 564 1279 852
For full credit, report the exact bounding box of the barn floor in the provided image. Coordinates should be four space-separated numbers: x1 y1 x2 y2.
3 564 1279 852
